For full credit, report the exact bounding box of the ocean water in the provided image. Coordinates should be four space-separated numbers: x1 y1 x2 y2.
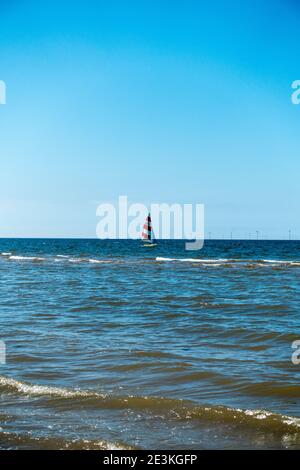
0 239 300 450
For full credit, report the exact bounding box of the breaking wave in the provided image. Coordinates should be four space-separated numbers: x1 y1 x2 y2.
0 253 113 265
2 252 300 268
156 257 300 267
0 376 106 399
0 430 133 450
1 376 300 436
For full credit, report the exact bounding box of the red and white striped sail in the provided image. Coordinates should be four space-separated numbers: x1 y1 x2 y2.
142 213 155 243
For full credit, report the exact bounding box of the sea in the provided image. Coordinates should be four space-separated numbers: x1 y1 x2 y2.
0 238 300 450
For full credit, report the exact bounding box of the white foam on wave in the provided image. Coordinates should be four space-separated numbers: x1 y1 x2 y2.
156 257 229 264
0 376 105 399
156 257 300 267
262 259 300 266
3 254 114 265
89 259 113 264
3 254 299 268
9 255 45 261
66 257 113 264
263 259 288 264
237 408 300 428
54 256 112 264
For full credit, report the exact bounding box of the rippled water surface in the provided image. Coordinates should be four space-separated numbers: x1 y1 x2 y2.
0 239 300 449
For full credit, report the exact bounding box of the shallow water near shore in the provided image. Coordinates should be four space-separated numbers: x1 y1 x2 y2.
0 239 300 449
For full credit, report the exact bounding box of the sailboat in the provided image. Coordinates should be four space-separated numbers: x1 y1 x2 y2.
142 213 157 247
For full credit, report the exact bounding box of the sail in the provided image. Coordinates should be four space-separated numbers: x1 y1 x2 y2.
142 213 155 242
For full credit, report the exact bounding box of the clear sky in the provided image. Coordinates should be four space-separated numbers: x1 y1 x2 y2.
0 0 299 239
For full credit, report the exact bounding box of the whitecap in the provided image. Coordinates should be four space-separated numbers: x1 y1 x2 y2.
89 259 112 264
156 257 229 263
0 375 105 399
9 256 45 261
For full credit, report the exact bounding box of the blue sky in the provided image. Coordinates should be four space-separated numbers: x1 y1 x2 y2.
0 0 299 238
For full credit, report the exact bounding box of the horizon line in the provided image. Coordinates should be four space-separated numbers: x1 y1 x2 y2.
0 237 298 242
